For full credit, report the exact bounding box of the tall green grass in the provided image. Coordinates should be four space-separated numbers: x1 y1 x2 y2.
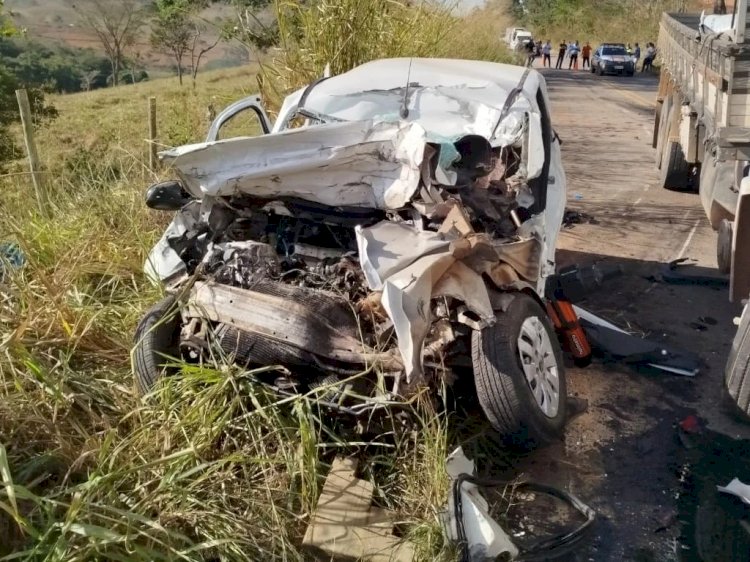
0 2 512 560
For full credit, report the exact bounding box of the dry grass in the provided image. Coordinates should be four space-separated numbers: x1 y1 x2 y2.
0 2 515 560
520 0 706 45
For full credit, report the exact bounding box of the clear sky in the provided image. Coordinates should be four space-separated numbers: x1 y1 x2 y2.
449 0 488 14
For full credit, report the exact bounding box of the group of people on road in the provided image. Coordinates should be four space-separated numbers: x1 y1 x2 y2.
526 39 658 72
526 40 592 69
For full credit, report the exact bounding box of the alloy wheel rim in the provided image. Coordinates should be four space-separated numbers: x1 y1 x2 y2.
517 316 560 418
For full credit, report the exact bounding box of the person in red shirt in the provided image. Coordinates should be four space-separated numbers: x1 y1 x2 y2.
581 42 592 69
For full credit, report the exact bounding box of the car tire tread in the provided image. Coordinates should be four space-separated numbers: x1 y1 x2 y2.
471 294 567 447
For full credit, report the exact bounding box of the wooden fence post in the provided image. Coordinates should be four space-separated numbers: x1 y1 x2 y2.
15 89 50 217
148 97 158 172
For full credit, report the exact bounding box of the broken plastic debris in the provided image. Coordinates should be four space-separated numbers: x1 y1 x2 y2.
574 305 701 377
441 447 596 561
717 478 750 505
441 447 520 561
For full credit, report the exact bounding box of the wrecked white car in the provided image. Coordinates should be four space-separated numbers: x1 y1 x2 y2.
135 58 568 445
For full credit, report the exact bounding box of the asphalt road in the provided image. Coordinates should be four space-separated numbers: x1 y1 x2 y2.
496 68 750 561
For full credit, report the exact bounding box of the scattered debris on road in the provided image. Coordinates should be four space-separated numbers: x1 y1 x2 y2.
442 447 596 561
562 208 599 228
660 257 729 287
718 478 750 506
303 457 414 561
575 305 701 376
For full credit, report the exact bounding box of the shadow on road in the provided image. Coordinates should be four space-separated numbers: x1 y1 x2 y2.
447 247 749 561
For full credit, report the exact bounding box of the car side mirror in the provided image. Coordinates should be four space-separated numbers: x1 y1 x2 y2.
145 180 192 210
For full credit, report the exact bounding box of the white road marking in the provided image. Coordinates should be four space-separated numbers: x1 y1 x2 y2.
674 219 701 261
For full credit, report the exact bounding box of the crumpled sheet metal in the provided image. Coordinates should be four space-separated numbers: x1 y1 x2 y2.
144 201 200 283
276 58 540 149
161 119 427 210
356 221 541 381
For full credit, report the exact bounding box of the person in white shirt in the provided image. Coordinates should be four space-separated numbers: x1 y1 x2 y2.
567 41 580 70
642 43 656 72
542 40 552 67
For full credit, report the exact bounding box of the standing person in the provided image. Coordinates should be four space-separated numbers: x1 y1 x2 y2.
581 41 592 69
542 40 552 67
642 42 656 72
556 40 567 69
626 43 633 56
568 40 580 69
633 43 641 67
525 39 536 65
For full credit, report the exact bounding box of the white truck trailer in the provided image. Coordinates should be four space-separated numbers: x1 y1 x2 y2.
655 2 750 415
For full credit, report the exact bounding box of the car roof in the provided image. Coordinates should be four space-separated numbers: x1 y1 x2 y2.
276 58 545 145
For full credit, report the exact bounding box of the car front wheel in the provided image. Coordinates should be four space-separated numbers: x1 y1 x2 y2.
471 294 567 448
133 296 181 395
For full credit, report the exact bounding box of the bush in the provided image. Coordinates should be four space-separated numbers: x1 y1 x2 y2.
259 0 511 111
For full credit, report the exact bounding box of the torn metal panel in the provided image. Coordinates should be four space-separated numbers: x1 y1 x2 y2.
144 201 201 283
356 222 496 380
162 120 427 210
188 280 403 371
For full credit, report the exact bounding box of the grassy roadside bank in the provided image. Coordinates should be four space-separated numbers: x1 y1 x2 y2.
0 1 512 560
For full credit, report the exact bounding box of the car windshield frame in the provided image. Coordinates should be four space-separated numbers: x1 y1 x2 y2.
601 47 627 56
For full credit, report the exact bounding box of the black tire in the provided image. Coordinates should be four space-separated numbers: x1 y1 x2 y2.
652 102 662 149
718 219 734 275
661 140 690 190
597 65 604 76
471 294 567 447
655 95 673 169
725 303 750 419
133 295 181 395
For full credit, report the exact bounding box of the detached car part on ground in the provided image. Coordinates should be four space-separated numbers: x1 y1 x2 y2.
134 58 568 446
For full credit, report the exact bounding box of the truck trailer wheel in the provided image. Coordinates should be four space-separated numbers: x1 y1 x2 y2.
655 96 673 169
717 219 734 274
471 294 567 448
133 296 181 395
725 303 750 419
661 140 690 190
653 102 662 149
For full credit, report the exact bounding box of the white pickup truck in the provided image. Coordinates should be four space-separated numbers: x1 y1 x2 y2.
505 26 533 51
654 2 750 415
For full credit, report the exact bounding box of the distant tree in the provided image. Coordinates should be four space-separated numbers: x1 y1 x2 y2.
152 0 223 85
81 69 100 91
151 0 195 85
72 0 147 87
188 22 222 84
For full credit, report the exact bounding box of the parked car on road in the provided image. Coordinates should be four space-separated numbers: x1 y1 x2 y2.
592 43 635 76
